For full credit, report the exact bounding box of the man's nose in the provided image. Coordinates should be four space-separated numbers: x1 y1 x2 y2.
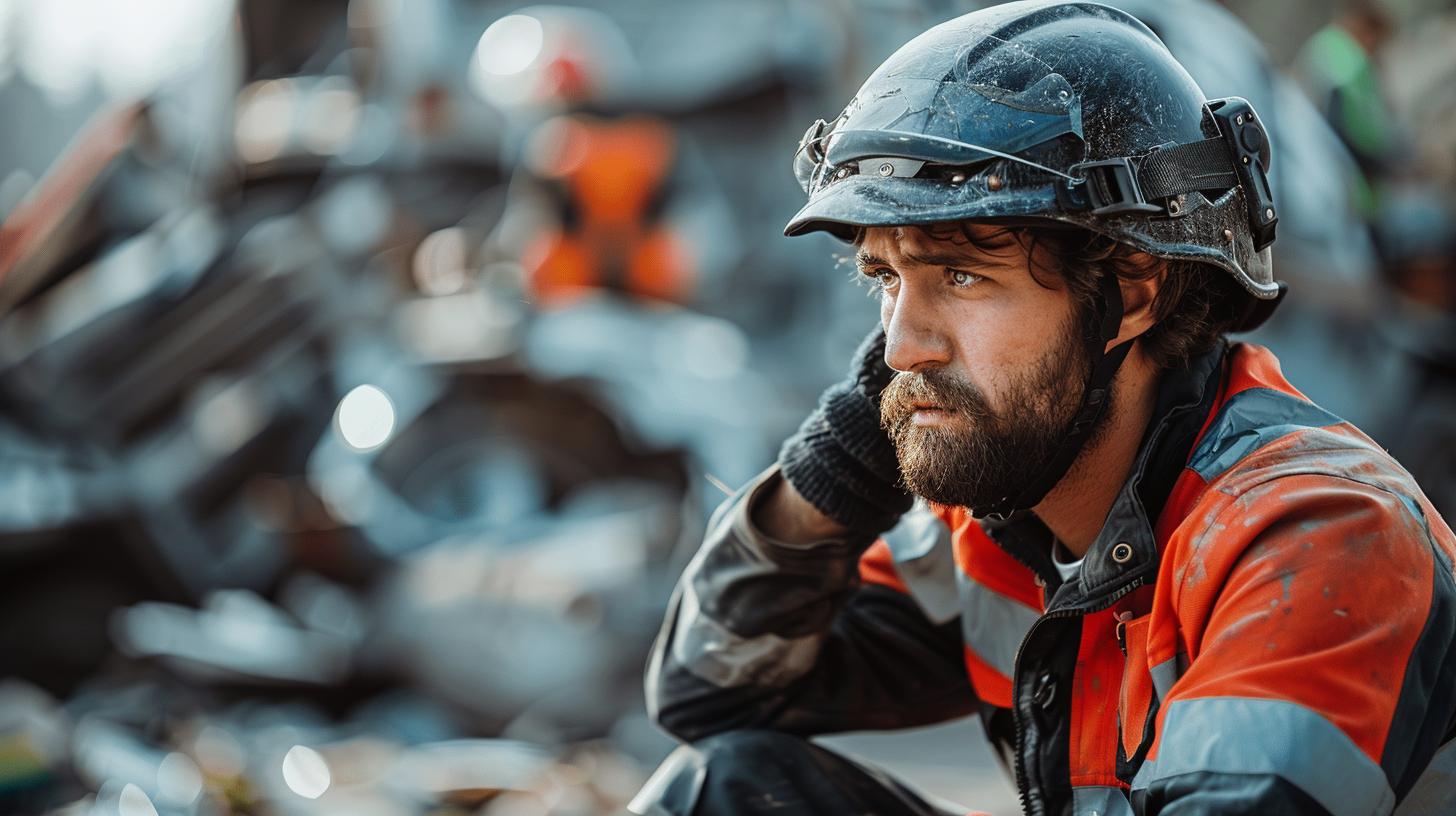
883 292 952 374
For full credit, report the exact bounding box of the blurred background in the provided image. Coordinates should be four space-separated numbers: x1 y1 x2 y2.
0 0 1452 813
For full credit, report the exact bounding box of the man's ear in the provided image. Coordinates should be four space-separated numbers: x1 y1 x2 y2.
1108 254 1165 351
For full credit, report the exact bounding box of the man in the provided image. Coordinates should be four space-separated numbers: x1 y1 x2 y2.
634 2 1456 814
1295 0 1401 208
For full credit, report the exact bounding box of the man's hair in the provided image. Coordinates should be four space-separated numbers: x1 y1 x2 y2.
919 223 1247 370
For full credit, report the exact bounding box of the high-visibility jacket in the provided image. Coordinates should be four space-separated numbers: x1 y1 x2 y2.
646 341 1456 814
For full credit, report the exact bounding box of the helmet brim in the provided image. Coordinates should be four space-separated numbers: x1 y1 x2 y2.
783 174 1063 240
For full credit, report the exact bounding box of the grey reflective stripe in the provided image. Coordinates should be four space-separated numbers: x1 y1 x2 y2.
881 502 958 624
1132 697 1396 816
669 580 821 688
1394 738 1456 815
1149 655 1184 702
1187 387 1343 481
957 569 1039 678
1072 785 1134 816
627 743 706 815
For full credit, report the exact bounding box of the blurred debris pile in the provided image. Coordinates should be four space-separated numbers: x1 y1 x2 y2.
0 0 840 812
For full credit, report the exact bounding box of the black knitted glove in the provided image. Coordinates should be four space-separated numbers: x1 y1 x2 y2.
778 327 911 535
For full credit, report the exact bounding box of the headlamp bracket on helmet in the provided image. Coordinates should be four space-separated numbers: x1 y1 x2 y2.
1208 97 1277 251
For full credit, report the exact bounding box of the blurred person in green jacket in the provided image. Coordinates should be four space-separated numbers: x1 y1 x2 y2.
1296 0 1402 215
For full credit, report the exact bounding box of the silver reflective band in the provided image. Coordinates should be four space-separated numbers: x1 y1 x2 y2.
1148 655 1183 702
957 568 1040 678
881 503 958 624
1132 697 1395 816
1072 785 1135 816
670 579 821 689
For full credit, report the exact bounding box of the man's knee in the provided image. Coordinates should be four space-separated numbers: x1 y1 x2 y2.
628 730 817 815
695 729 815 766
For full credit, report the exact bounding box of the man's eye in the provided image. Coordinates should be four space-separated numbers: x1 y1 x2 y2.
863 268 898 290
949 269 982 288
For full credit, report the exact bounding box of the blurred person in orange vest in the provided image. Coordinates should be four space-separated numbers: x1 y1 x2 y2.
519 113 692 306
632 2 1456 814
477 6 695 306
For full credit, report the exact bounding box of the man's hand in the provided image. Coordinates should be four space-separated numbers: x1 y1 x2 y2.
753 475 853 543
771 327 910 538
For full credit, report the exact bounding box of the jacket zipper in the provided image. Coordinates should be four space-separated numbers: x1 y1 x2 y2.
993 541 1059 816
1011 577 1148 816
1002 350 1222 812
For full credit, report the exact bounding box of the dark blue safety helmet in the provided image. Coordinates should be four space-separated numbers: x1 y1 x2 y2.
786 0 1283 330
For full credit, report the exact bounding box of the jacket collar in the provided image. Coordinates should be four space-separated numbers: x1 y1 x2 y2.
985 342 1227 610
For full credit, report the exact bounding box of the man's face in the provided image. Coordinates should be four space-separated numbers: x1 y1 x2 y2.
859 224 1099 511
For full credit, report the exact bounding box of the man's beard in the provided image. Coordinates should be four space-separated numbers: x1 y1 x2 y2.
879 315 1103 513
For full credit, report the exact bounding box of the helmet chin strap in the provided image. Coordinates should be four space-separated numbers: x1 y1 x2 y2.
977 272 1135 520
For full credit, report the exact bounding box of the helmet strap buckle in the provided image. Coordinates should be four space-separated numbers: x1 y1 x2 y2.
1064 158 1163 216
793 119 831 193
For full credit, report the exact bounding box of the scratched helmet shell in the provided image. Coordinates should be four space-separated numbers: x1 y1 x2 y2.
785 0 1284 329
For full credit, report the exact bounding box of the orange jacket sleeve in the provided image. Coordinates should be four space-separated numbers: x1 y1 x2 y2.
1135 470 1455 812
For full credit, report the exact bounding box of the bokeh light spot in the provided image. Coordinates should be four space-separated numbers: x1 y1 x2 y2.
281 745 331 799
118 783 160 816
475 14 544 77
335 385 396 452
